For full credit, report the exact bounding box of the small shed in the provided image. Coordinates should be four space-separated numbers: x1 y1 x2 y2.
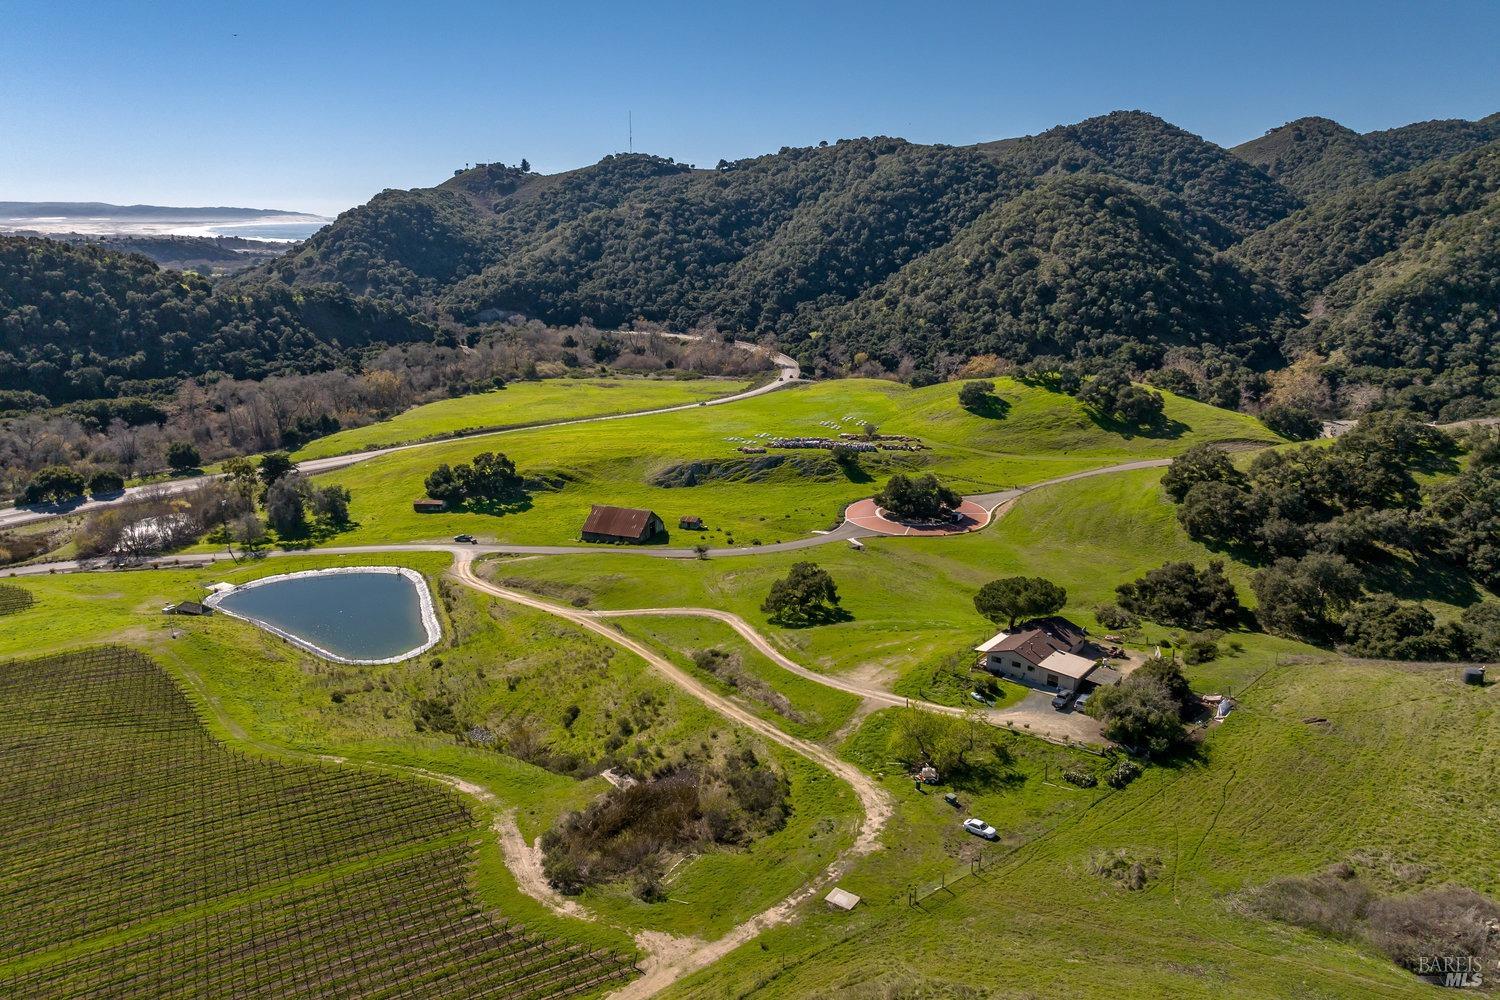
825 886 861 911
581 505 664 544
413 497 448 513
166 601 211 617
678 515 705 530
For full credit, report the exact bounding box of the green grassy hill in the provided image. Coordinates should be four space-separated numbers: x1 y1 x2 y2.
306 377 1279 548
671 656 1497 997
292 375 750 460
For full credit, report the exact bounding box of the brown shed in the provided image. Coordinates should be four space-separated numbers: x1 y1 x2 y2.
581 505 664 544
679 515 705 530
413 497 448 513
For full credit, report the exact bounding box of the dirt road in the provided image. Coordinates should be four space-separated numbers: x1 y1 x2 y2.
447 551 893 999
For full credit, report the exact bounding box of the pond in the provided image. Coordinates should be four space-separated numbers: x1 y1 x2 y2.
206 567 440 664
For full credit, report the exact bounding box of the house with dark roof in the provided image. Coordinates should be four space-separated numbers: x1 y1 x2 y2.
973 616 1114 694
581 505 664 544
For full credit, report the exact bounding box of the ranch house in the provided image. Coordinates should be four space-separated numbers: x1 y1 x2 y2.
973 616 1116 694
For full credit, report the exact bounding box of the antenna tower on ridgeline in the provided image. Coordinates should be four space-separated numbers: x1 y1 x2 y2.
629 111 633 153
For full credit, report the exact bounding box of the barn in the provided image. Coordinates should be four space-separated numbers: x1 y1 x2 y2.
581 505 665 544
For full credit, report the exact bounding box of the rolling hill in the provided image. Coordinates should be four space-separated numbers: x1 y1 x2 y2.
1232 113 1500 201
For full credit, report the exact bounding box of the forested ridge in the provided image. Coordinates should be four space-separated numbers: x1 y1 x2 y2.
1232 113 1500 201
0 236 440 404
4 108 1498 420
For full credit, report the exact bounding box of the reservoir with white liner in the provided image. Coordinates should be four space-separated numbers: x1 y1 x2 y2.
206 567 440 664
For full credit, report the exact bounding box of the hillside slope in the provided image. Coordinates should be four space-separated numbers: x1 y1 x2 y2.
1232 113 1500 200
0 236 439 403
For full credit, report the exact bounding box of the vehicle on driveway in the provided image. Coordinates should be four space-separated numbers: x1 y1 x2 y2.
1074 691 1092 712
1051 690 1074 710
453 534 477 543
943 792 960 808
963 817 998 840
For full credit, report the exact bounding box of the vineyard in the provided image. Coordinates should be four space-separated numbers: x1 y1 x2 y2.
0 583 33 616
0 647 635 998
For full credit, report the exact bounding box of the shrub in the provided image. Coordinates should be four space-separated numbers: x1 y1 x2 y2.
1105 760 1142 788
1088 848 1161 890
875 472 961 520
761 561 841 625
166 441 201 472
22 465 86 504
1342 595 1472 661
1062 767 1097 788
87 470 125 495
1240 868 1374 938
1093 603 1139 631
1116 560 1243 628
1363 886 1500 974
1260 404 1321 441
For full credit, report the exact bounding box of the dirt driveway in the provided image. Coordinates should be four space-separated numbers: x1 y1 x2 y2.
993 689 1106 744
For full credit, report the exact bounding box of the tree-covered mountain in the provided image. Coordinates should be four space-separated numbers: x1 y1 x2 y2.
0 236 440 405
9 108 1499 419
1232 113 1500 201
1233 143 1499 417
798 175 1298 375
251 112 1306 386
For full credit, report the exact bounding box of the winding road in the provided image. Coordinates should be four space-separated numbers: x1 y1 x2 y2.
0 338 801 533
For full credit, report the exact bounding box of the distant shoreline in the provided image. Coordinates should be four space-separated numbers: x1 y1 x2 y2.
1 212 329 243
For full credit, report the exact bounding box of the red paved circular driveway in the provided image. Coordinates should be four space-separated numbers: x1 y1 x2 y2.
842 498 991 536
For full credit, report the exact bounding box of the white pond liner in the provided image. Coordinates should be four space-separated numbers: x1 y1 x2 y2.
203 566 441 665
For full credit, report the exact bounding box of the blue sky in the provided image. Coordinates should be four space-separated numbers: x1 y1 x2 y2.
3 0 1497 216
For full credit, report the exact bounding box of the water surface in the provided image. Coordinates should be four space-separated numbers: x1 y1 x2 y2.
215 570 432 662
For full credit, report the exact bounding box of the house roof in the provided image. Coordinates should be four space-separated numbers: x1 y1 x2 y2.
582 504 659 538
1024 616 1088 650
1037 650 1100 682
974 628 1069 666
1088 664 1123 687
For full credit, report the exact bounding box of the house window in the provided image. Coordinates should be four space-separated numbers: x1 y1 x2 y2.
1046 673 1058 687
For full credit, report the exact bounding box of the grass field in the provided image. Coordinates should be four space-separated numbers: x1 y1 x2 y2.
302 377 1280 549
664 657 1499 998
0 646 635 998
486 465 1320 697
293 375 752 461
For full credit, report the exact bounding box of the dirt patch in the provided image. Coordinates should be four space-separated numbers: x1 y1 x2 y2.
496 810 592 921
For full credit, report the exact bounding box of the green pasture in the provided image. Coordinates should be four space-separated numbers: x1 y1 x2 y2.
303 377 1280 548
293 375 750 461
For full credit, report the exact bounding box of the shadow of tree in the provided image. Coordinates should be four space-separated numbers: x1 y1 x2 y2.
963 395 1011 420
836 460 874 485
1363 553 1480 606
1084 408 1190 440
767 605 854 629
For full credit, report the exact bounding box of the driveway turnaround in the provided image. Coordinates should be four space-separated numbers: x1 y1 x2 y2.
842 498 991 536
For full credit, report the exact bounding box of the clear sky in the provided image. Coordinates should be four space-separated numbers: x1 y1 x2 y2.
3 0 1498 217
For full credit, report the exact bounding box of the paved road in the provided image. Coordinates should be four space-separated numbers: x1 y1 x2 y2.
0 457 1173 576
0 338 800 532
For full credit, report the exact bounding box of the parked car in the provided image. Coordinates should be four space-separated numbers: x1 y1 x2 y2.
453 534 477 543
1051 690 1074 710
963 817 998 840
1074 691 1091 712
969 690 993 707
943 792 960 808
